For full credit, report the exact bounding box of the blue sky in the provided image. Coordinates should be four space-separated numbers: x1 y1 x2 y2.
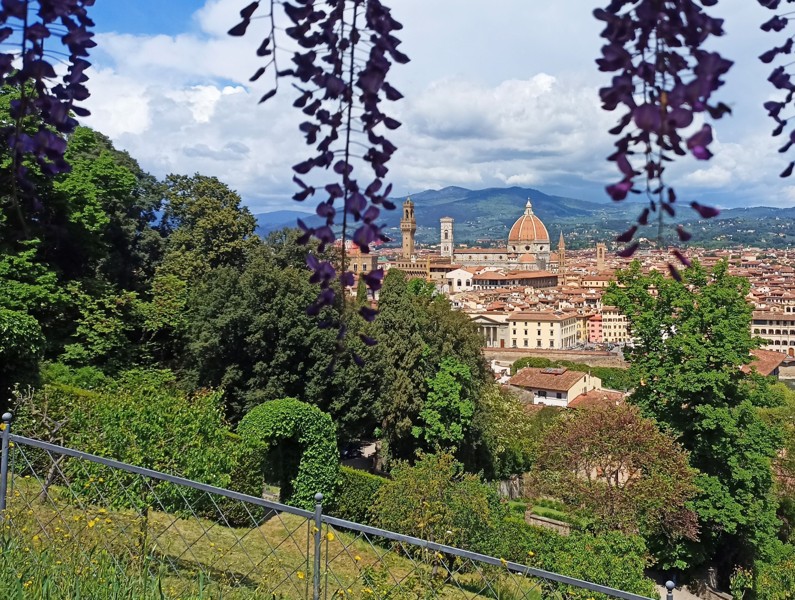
79 1 795 213
91 1 202 37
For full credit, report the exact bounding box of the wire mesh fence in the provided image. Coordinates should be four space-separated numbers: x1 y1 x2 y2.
0 414 660 600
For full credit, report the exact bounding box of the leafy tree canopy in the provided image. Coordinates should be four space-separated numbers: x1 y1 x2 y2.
605 259 783 570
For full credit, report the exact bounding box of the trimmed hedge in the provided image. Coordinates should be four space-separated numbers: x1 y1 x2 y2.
331 466 387 524
237 398 339 510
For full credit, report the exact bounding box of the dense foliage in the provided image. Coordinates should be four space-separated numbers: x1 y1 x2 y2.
14 368 242 514
371 452 658 600
606 260 784 573
330 466 387 524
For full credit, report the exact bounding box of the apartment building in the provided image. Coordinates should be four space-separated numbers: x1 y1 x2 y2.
601 305 631 344
506 311 578 349
752 310 795 356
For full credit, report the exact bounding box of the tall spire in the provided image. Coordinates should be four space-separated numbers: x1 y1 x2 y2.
524 198 534 216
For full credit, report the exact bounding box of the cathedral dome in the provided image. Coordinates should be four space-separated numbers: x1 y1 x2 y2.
508 200 549 244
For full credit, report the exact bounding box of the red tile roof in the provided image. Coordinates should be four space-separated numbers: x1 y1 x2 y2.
741 349 787 376
509 367 586 392
568 389 625 409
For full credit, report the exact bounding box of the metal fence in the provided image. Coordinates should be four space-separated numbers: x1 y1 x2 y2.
0 412 669 600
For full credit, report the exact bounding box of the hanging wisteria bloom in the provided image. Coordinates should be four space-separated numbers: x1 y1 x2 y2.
595 0 732 272
0 0 95 233
229 0 408 325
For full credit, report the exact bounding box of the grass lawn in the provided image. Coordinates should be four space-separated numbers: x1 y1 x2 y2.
2 475 542 600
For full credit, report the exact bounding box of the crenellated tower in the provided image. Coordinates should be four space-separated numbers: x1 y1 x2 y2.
558 231 566 273
401 197 417 259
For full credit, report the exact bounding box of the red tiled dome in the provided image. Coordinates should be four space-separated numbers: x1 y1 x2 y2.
508 200 549 243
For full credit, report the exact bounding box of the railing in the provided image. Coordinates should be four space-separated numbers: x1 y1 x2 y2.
0 413 672 599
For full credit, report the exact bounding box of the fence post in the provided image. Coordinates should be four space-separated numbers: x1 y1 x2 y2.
313 492 323 600
666 580 675 600
0 412 12 514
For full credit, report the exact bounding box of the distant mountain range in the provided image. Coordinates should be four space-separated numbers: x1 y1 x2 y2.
254 187 795 249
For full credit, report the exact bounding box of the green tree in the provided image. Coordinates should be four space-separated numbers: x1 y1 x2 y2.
467 385 554 479
181 243 338 420
160 173 257 283
0 240 68 401
412 357 474 449
0 308 43 409
605 260 783 571
60 285 140 370
370 270 488 462
56 127 163 291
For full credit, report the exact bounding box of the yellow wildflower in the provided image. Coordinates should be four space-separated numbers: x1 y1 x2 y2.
354 555 361 562
87 519 97 528
31 535 40 543
527 551 535 557
23 580 32 588
297 571 306 580
500 557 508 566
326 532 335 541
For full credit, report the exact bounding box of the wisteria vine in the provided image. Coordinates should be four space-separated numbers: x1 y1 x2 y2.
757 0 795 177
229 0 408 340
596 0 732 274
0 0 95 234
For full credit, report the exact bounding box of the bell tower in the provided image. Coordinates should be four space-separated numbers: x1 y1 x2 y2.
401 198 416 259
558 231 566 274
596 242 607 271
440 217 454 258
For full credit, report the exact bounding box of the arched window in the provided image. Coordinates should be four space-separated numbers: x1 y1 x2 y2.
444 231 448 240
457 279 462 287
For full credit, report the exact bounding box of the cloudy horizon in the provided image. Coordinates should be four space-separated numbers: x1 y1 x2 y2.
81 1 793 214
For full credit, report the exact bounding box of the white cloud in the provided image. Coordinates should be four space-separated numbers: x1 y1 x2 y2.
79 0 795 211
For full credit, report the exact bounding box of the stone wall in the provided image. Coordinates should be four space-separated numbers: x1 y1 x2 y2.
483 348 629 368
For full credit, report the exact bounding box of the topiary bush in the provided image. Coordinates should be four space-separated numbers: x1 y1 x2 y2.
237 398 339 510
330 466 387 524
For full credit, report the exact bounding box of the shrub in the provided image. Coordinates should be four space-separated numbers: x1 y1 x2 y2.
237 398 339 510
479 517 658 600
510 357 553 374
372 452 502 550
756 542 795 600
330 466 387 524
14 368 238 516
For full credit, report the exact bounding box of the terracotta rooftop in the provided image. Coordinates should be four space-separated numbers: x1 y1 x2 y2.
741 349 787 376
509 367 587 392
507 311 577 322
568 389 625 409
